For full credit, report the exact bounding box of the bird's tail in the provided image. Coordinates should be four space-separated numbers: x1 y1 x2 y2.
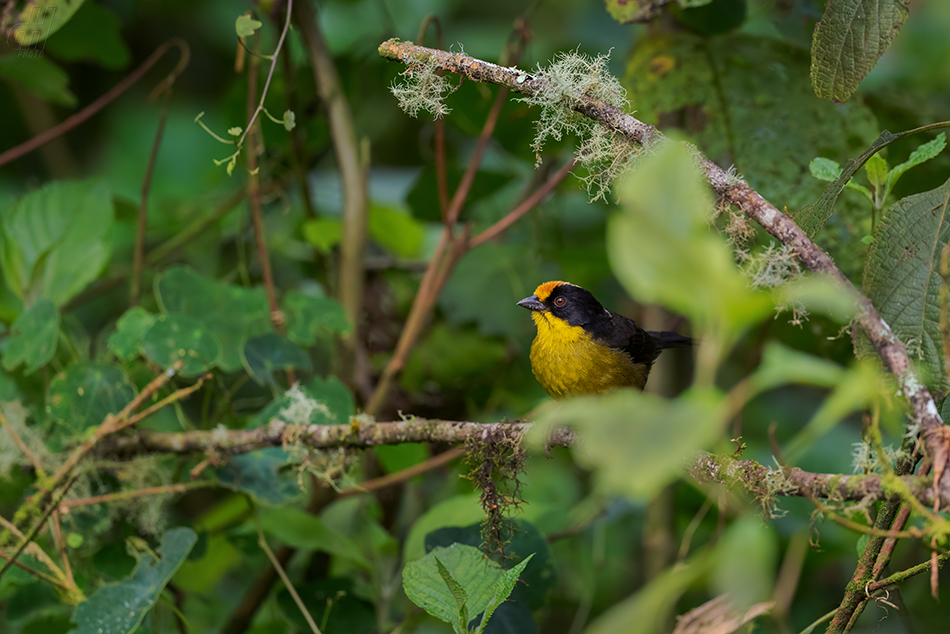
648 331 694 350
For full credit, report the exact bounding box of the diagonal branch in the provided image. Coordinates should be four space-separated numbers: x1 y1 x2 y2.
377 38 943 459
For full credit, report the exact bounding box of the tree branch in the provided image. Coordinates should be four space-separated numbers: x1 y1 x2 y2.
376 39 944 460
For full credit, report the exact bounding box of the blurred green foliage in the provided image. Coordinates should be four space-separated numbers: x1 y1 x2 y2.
1 0 950 633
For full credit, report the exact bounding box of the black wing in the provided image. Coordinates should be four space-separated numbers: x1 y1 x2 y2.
603 312 663 365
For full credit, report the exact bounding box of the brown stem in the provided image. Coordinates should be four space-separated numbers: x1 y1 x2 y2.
416 16 449 218
49 511 75 590
0 476 78 582
61 482 212 510
469 159 575 247
280 29 316 219
0 408 46 479
131 89 174 307
296 0 370 387
0 38 190 167
338 446 465 498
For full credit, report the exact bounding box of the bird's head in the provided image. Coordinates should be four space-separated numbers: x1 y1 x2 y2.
517 281 608 328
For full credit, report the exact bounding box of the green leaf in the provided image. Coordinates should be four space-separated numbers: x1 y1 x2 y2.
282 109 296 131
609 142 771 345
156 267 272 372
748 343 847 396
305 376 354 425
583 554 709 634
403 544 504 632
275 578 376 634
436 556 470 632
44 1 130 70
235 14 263 37
0 180 113 305
535 388 724 500
257 506 370 569
283 290 349 346
784 361 883 462
864 153 888 189
712 516 778 610
476 554 534 634
46 362 136 432
217 448 301 505
301 218 343 253
626 33 878 219
108 307 156 360
403 493 484 563
811 0 909 103
242 334 313 386
809 157 843 182
70 527 197 634
797 130 901 236
861 178 950 391
368 203 425 259
13 0 86 45
425 520 555 610
142 313 220 377
885 133 947 195
2 299 59 375
0 55 76 106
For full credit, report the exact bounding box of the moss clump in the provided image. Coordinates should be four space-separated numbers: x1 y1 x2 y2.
518 50 640 202
390 58 457 119
463 426 526 559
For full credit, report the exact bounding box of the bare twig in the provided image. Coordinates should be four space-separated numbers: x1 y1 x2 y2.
0 39 190 167
296 0 370 388
0 408 46 479
338 446 465 498
257 529 322 634
61 482 214 510
131 89 174 306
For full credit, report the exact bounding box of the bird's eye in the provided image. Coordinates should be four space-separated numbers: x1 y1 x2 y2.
554 296 566 307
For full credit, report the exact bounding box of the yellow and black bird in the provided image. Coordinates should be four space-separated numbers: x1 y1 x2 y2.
517 281 692 398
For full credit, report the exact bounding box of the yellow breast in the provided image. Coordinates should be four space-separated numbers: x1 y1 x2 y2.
528 312 648 398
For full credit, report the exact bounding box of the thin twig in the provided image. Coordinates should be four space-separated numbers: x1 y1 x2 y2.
338 446 465 498
0 551 71 589
0 39 190 167
131 89 174 306
0 408 46 479
256 519 323 634
61 481 213 510
296 0 369 390
0 475 79 582
867 553 950 593
49 511 75 590
0 514 65 582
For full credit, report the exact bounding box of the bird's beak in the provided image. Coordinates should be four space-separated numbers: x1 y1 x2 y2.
517 295 545 311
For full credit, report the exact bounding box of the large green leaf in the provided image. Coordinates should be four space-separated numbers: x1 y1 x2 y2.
624 33 878 216
107 307 156 361
46 362 136 432
142 313 220 377
403 493 484 563
216 448 301 505
811 0 910 103
536 388 725 500
2 299 59 375
44 1 130 70
609 143 771 347
0 180 113 305
282 290 349 346
70 527 197 634
0 55 76 106
861 178 950 391
257 506 369 569
369 203 425 258
156 267 272 372
242 334 312 386
712 516 778 610
402 544 533 634
425 519 555 610
583 554 709 634
13 0 86 45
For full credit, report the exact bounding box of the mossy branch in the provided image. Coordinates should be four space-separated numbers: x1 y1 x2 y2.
377 38 944 467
